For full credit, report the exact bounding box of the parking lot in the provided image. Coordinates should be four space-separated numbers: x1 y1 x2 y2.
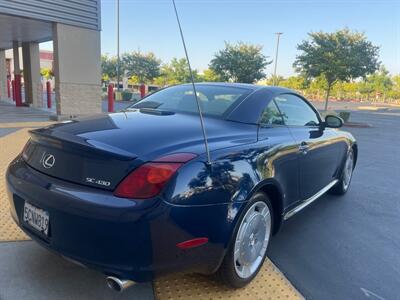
269 105 400 299
0 100 399 299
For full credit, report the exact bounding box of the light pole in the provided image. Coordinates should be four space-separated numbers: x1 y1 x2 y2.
116 0 120 92
273 32 283 86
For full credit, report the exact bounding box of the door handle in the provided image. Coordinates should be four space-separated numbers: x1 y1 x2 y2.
299 142 309 154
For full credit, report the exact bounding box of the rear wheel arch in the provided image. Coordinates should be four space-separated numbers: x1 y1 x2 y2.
217 193 273 287
217 180 283 274
352 143 358 167
256 182 284 235
225 181 283 248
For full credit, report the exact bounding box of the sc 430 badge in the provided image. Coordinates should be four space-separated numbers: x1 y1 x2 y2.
86 177 111 187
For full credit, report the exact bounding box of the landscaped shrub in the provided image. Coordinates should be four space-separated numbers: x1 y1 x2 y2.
338 111 351 122
121 90 133 101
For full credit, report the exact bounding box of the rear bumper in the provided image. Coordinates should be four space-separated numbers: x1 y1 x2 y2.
6 156 228 282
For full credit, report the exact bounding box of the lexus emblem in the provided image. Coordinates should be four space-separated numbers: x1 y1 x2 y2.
41 153 55 169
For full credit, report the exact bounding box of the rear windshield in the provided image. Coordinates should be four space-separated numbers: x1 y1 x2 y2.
131 85 252 118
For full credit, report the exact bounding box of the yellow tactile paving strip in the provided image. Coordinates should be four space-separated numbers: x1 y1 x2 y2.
154 259 303 300
0 122 303 299
0 128 32 241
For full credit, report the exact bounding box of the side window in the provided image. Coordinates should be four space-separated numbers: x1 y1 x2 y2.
260 100 284 126
274 94 320 126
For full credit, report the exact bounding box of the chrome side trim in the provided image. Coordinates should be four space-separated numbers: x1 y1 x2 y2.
283 179 338 220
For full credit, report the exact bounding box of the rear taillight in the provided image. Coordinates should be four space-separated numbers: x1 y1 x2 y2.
114 153 197 199
114 163 181 199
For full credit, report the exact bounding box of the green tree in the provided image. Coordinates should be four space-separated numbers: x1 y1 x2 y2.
306 76 328 100
358 79 375 101
153 75 169 87
101 54 118 83
210 42 271 83
294 29 380 110
154 58 200 86
280 76 308 91
202 68 221 82
342 81 359 100
128 75 140 85
392 75 400 89
40 68 54 80
365 66 393 101
122 51 161 84
260 75 285 86
389 75 400 100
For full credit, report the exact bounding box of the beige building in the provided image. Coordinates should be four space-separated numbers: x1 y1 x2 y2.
0 0 102 118
5 49 55 91
5 49 53 74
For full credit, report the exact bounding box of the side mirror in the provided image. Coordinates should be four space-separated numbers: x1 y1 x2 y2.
324 115 343 128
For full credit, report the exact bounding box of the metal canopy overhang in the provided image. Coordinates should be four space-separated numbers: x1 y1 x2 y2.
0 13 52 49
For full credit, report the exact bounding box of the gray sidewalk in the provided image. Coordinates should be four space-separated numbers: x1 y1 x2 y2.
0 100 52 123
0 241 153 300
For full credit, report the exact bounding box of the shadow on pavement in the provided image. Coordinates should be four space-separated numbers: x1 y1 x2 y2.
0 241 153 300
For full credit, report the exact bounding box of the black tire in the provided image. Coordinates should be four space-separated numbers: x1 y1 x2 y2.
329 149 355 195
217 192 273 288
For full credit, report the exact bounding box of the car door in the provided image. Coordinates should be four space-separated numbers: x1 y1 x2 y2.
257 99 300 209
274 94 341 200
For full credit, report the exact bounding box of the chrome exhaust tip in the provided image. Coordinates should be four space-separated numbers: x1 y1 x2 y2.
106 276 136 292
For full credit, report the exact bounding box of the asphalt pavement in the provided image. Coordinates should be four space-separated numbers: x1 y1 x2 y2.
268 108 400 300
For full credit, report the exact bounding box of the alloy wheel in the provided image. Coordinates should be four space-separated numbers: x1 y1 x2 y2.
343 151 354 190
234 201 271 279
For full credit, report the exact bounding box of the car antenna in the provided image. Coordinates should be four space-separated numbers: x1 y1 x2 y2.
171 0 211 165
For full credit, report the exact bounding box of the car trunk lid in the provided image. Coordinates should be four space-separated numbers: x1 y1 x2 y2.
23 128 141 191
22 111 257 190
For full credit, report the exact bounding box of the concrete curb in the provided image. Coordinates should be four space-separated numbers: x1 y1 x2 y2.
343 122 372 128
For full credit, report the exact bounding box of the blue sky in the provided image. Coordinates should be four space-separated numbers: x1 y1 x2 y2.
44 0 400 77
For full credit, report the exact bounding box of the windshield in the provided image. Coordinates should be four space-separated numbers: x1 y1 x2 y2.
130 85 252 118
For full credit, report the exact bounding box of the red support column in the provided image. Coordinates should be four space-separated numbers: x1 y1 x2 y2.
14 74 22 107
11 80 15 102
7 79 11 98
140 83 146 99
46 81 52 109
108 83 114 113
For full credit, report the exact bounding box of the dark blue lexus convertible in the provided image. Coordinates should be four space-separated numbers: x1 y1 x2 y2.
6 83 357 291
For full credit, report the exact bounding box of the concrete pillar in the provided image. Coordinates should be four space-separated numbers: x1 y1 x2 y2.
22 45 31 105
0 49 7 100
53 23 101 118
12 42 21 75
13 41 23 106
22 42 42 107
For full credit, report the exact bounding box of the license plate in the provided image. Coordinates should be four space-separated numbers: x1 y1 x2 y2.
23 202 50 236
